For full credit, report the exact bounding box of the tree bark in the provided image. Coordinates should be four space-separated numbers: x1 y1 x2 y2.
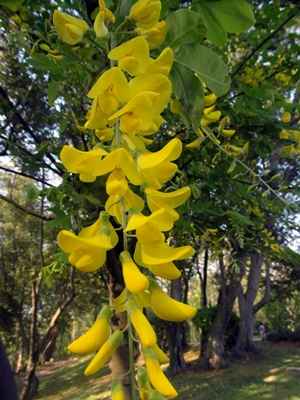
0 338 19 400
203 255 247 370
40 325 59 364
106 247 131 400
167 278 187 375
231 254 264 359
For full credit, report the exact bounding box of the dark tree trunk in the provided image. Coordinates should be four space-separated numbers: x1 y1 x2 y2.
181 277 189 348
232 258 271 359
167 278 187 375
202 255 247 370
231 255 264 358
14 334 23 373
202 248 208 307
40 325 59 364
106 247 131 400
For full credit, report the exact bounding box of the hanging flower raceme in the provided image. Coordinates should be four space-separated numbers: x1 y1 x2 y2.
129 0 162 29
125 299 157 348
108 36 149 76
68 305 111 354
53 10 89 45
60 146 107 182
85 330 124 376
57 212 118 272
143 347 178 398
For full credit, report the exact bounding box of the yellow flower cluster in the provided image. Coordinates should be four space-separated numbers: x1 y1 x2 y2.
53 1 196 398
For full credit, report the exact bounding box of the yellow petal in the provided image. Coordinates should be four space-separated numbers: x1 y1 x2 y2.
145 186 191 212
141 242 195 265
113 288 127 312
69 245 107 272
68 306 111 354
120 251 149 293
53 10 88 45
148 262 181 280
108 37 149 76
126 300 156 348
129 0 161 29
150 283 197 322
106 169 128 196
94 11 108 37
137 138 182 170
143 348 177 398
87 67 130 103
85 96 109 130
153 344 169 364
125 208 178 232
137 21 166 49
129 74 172 114
93 148 142 185
136 224 165 247
99 0 115 22
84 330 124 376
146 47 173 75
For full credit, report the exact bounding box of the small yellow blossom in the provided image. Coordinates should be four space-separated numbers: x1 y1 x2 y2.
108 36 149 76
94 11 108 37
68 305 111 354
137 21 166 49
99 0 115 22
126 299 156 347
120 251 149 293
111 379 125 400
146 47 174 75
53 10 88 45
129 0 162 29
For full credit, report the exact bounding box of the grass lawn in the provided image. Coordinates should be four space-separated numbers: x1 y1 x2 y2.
18 342 300 400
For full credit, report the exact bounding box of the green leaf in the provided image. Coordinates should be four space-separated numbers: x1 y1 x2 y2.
53 252 69 263
0 0 25 5
228 210 255 226
174 44 231 96
169 61 204 129
198 0 254 33
26 54 61 74
60 118 68 133
165 9 207 49
26 187 40 200
82 195 102 205
45 217 72 230
48 80 60 105
192 3 227 47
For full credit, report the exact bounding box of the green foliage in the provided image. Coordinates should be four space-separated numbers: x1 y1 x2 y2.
192 305 239 350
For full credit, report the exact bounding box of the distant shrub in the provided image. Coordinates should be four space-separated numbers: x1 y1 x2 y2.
192 305 239 350
267 329 300 343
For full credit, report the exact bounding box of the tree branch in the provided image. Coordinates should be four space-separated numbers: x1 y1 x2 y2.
0 165 53 187
0 193 54 221
231 5 300 79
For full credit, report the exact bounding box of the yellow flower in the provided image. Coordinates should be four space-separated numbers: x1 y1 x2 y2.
282 144 296 154
93 148 142 185
149 279 197 322
221 129 236 138
68 305 111 354
282 112 291 123
120 251 149 293
99 0 115 22
125 208 178 233
129 0 161 29
146 47 174 75
88 67 130 102
134 242 181 280
109 93 155 134
153 344 169 364
60 146 108 182
137 138 182 188
126 300 157 348
143 348 178 398
105 189 144 224
129 74 172 115
84 330 124 376
108 36 149 76
53 10 89 45
95 127 114 142
57 213 118 272
204 93 217 107
140 242 194 265
111 379 125 400
85 96 109 130
137 21 166 49
94 11 108 37
279 129 289 140
106 169 128 196
145 186 191 218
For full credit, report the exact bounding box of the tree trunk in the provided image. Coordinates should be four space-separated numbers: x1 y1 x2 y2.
231 254 264 359
181 277 189 348
167 278 187 375
40 325 59 364
203 255 247 370
0 338 19 400
106 247 131 400
14 334 23 373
